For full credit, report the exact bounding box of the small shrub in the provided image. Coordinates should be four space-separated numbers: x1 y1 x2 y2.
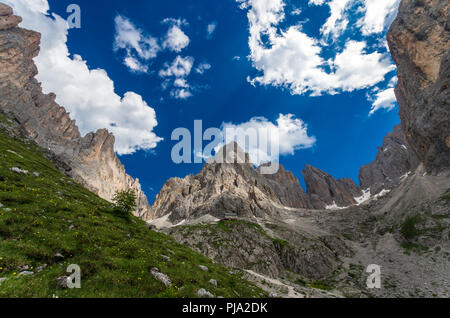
112 189 137 215
400 215 422 239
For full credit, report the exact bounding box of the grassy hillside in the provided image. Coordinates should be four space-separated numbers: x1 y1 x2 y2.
0 120 265 298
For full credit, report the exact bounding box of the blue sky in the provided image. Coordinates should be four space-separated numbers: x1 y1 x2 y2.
9 0 401 202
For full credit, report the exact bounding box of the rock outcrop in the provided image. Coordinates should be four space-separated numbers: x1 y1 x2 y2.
302 165 362 209
0 4 150 216
387 0 450 174
0 3 21 30
256 163 310 209
166 220 350 280
359 124 420 195
147 142 311 222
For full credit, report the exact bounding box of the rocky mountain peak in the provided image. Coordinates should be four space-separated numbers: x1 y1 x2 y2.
302 165 362 209
359 124 420 195
146 143 311 223
387 0 450 174
0 5 151 217
209 141 252 165
0 3 21 31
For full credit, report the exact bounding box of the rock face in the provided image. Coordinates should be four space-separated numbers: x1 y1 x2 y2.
0 3 21 31
256 163 310 209
0 5 150 216
359 124 420 195
387 0 450 174
146 142 311 222
166 220 351 279
302 165 362 209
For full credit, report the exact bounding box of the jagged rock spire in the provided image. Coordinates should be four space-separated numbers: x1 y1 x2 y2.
0 2 151 217
0 3 22 31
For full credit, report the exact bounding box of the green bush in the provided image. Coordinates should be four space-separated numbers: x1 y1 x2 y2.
112 189 137 215
400 215 422 239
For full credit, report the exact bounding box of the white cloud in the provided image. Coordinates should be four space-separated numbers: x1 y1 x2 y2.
329 40 396 92
7 0 162 155
207 22 217 38
368 75 398 115
220 114 316 165
369 87 396 115
159 56 194 78
358 0 400 35
195 62 211 74
388 75 398 88
238 0 396 97
159 56 195 99
114 15 160 73
320 0 354 39
162 19 190 52
290 8 302 16
174 78 190 88
308 0 326 5
171 89 193 99
124 56 149 73
114 16 193 72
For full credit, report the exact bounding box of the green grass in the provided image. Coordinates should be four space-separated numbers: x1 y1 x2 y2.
307 280 334 291
400 215 423 239
0 130 265 298
442 189 450 202
400 241 428 254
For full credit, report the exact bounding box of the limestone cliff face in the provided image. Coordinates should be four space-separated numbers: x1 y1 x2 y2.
147 143 311 222
0 5 150 217
359 124 420 194
302 165 362 209
387 0 450 174
256 163 310 209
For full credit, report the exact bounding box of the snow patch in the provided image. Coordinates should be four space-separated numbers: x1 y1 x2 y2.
325 201 347 210
400 171 411 181
401 145 407 150
174 219 186 227
355 189 371 205
148 213 173 229
373 189 390 199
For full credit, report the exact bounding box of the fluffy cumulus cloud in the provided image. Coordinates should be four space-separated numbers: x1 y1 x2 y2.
6 0 162 155
112 15 205 99
162 18 190 52
369 75 398 115
113 16 191 73
220 114 316 165
114 15 160 73
237 0 399 114
159 56 195 99
319 0 353 39
358 0 400 35
195 62 211 74
369 88 396 115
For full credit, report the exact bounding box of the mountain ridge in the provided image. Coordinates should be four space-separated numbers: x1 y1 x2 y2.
0 5 151 217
